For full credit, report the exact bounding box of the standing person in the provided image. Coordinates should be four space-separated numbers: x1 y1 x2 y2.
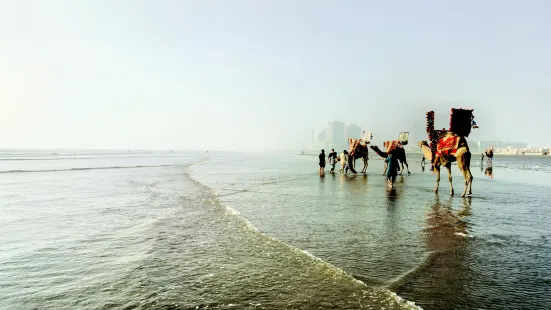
346 150 357 175
339 150 348 174
385 154 399 189
319 149 326 176
328 149 338 174
421 156 426 171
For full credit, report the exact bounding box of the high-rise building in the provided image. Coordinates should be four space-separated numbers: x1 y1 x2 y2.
316 130 328 148
468 140 527 152
346 124 362 140
328 121 345 151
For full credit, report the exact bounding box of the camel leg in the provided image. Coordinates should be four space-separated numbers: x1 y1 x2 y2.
445 163 454 196
458 153 474 197
465 156 473 196
467 168 473 196
403 159 411 175
465 152 473 196
399 161 404 175
460 168 469 198
362 158 368 173
458 166 470 198
434 163 441 193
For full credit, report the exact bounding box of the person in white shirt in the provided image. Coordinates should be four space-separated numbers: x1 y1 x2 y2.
339 150 348 174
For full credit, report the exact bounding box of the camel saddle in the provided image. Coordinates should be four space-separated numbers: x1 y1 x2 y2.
436 133 461 157
383 140 402 153
349 138 368 157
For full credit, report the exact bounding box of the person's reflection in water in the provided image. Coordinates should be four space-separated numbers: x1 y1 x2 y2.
485 167 493 179
394 196 473 309
347 173 368 194
385 182 404 207
398 175 405 184
381 179 406 277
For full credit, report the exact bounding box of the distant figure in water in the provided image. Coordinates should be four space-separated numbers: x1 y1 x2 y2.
302 151 304 155
385 154 399 189
421 156 426 170
318 149 326 176
328 149 338 174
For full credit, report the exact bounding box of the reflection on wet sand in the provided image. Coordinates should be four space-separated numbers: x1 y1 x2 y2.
384 185 404 239
485 166 493 179
393 197 473 310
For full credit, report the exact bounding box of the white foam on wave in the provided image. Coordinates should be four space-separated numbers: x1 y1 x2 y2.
454 232 473 238
0 164 186 174
185 159 423 310
218 202 261 234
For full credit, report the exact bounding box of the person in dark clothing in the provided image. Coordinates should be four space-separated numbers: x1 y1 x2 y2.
327 149 338 174
319 149 326 176
385 154 399 189
346 151 357 175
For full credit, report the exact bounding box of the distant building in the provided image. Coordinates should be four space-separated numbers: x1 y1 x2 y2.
470 140 528 152
328 121 345 151
346 124 362 140
316 130 328 148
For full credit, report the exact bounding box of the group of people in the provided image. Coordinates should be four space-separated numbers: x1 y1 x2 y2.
318 149 357 177
318 149 400 188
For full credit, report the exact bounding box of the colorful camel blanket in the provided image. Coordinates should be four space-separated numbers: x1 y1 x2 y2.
383 140 402 153
436 135 460 157
349 138 368 157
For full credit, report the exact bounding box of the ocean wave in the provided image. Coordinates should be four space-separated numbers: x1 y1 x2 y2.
0 164 186 174
0 155 190 161
185 163 423 310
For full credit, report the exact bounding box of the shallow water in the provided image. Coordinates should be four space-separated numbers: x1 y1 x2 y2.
1 150 550 309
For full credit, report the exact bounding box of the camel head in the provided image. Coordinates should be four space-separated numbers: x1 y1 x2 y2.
418 141 429 147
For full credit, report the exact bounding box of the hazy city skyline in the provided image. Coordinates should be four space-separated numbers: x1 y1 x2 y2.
2 1 551 151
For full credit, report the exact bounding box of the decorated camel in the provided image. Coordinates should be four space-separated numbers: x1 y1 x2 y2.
370 132 411 175
418 109 475 197
347 131 372 174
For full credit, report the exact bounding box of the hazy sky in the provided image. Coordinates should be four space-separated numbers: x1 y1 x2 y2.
2 1 550 150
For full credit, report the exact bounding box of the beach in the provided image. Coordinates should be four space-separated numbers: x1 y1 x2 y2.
1 150 550 309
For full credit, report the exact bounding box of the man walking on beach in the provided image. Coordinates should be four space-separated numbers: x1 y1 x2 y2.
328 149 338 174
319 149 326 176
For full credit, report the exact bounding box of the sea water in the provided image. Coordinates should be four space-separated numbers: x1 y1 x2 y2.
1 150 550 309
